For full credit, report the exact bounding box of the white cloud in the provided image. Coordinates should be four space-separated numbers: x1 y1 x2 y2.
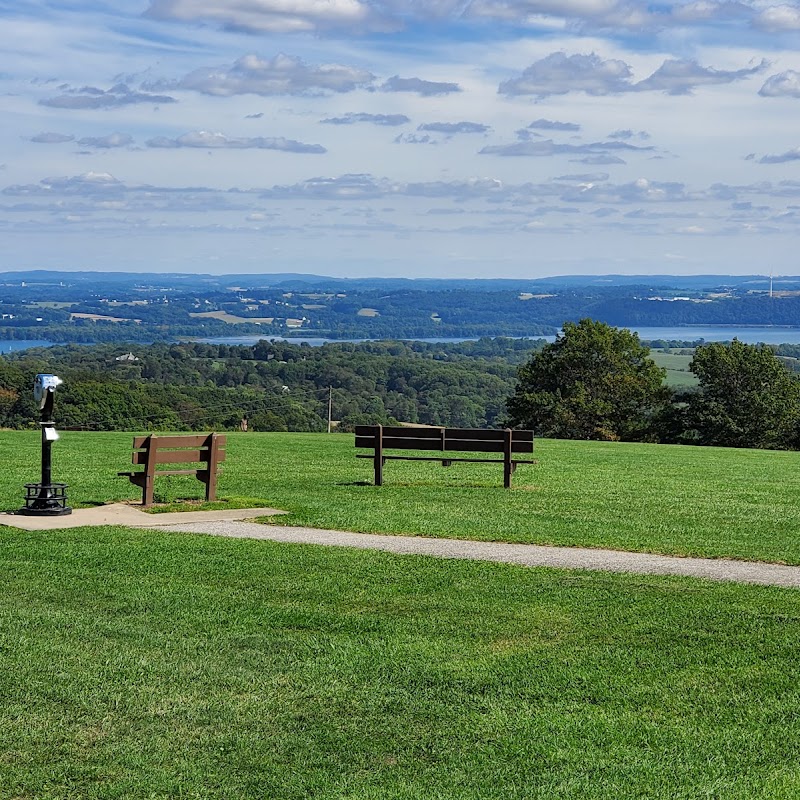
759 146 800 164
146 131 326 153
671 1 749 23
77 132 134 148
394 133 436 144
40 83 176 109
554 173 610 182
143 0 679 35
571 154 626 164
145 0 388 34
380 75 461 95
30 132 75 144
499 52 633 96
635 58 768 95
501 52 768 97
417 121 490 134
607 129 650 140
4 172 126 197
479 138 653 157
164 54 375 96
321 112 410 125
759 70 800 97
466 0 755 32
468 0 630 26
262 174 392 199
528 118 581 131
753 4 800 32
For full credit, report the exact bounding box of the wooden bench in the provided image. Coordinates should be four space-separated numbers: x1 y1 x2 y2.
355 425 535 488
118 433 226 506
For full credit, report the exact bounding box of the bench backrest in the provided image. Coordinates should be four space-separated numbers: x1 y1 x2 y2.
355 425 533 454
131 433 227 468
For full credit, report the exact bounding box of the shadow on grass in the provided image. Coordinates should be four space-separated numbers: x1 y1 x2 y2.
144 497 280 514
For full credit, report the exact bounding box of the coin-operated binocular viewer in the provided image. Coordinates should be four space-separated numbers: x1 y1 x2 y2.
18 373 72 516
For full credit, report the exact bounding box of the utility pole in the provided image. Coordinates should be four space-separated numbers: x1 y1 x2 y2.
327 386 333 434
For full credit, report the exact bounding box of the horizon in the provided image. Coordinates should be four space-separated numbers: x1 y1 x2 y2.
0 268 797 286
4 2 800 277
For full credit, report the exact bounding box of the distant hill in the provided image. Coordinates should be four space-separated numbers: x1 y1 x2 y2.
3 269 798 294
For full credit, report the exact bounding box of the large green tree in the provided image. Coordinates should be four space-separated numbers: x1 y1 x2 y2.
506 319 667 440
685 339 800 449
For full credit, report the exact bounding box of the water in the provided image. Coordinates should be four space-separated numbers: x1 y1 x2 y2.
5 326 800 355
0 339 53 354
198 326 800 347
629 326 800 345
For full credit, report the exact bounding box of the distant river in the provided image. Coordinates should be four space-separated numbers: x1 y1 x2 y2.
5 326 800 355
197 326 800 347
0 339 54 354
629 326 800 344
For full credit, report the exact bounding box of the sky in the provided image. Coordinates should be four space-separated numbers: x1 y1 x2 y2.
4 1 800 279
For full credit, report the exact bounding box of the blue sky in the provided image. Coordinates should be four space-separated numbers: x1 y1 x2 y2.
3 0 800 278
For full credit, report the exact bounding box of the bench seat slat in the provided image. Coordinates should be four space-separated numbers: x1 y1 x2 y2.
120 467 219 475
355 425 534 443
355 436 532 454
355 425 442 439
132 449 227 465
356 455 537 464
132 434 226 449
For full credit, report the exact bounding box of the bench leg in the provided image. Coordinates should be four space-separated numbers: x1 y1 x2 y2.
143 474 155 506
206 433 220 501
374 425 384 486
503 429 513 489
143 436 157 506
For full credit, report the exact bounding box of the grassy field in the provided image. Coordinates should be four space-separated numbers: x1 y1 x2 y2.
1 430 799 564
189 310 276 324
3 525 800 799
649 350 698 388
4 432 800 797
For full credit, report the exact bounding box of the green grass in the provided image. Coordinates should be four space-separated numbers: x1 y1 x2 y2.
2 430 800 564
649 350 698 388
3 526 800 799
3 432 800 797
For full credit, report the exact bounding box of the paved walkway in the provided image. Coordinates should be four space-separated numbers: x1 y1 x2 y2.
155 519 800 589
4 505 800 588
2 503 285 530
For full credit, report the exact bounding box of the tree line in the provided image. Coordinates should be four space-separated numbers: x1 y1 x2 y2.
0 338 542 433
2 329 800 451
507 320 800 450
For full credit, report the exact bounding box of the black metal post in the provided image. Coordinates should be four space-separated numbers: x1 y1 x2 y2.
41 391 54 488
18 383 71 516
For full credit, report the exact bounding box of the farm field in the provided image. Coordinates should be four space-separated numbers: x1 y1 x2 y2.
649 349 698 388
190 310 276 324
1 431 799 564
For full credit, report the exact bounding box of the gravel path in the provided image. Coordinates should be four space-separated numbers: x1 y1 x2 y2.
154 520 800 588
